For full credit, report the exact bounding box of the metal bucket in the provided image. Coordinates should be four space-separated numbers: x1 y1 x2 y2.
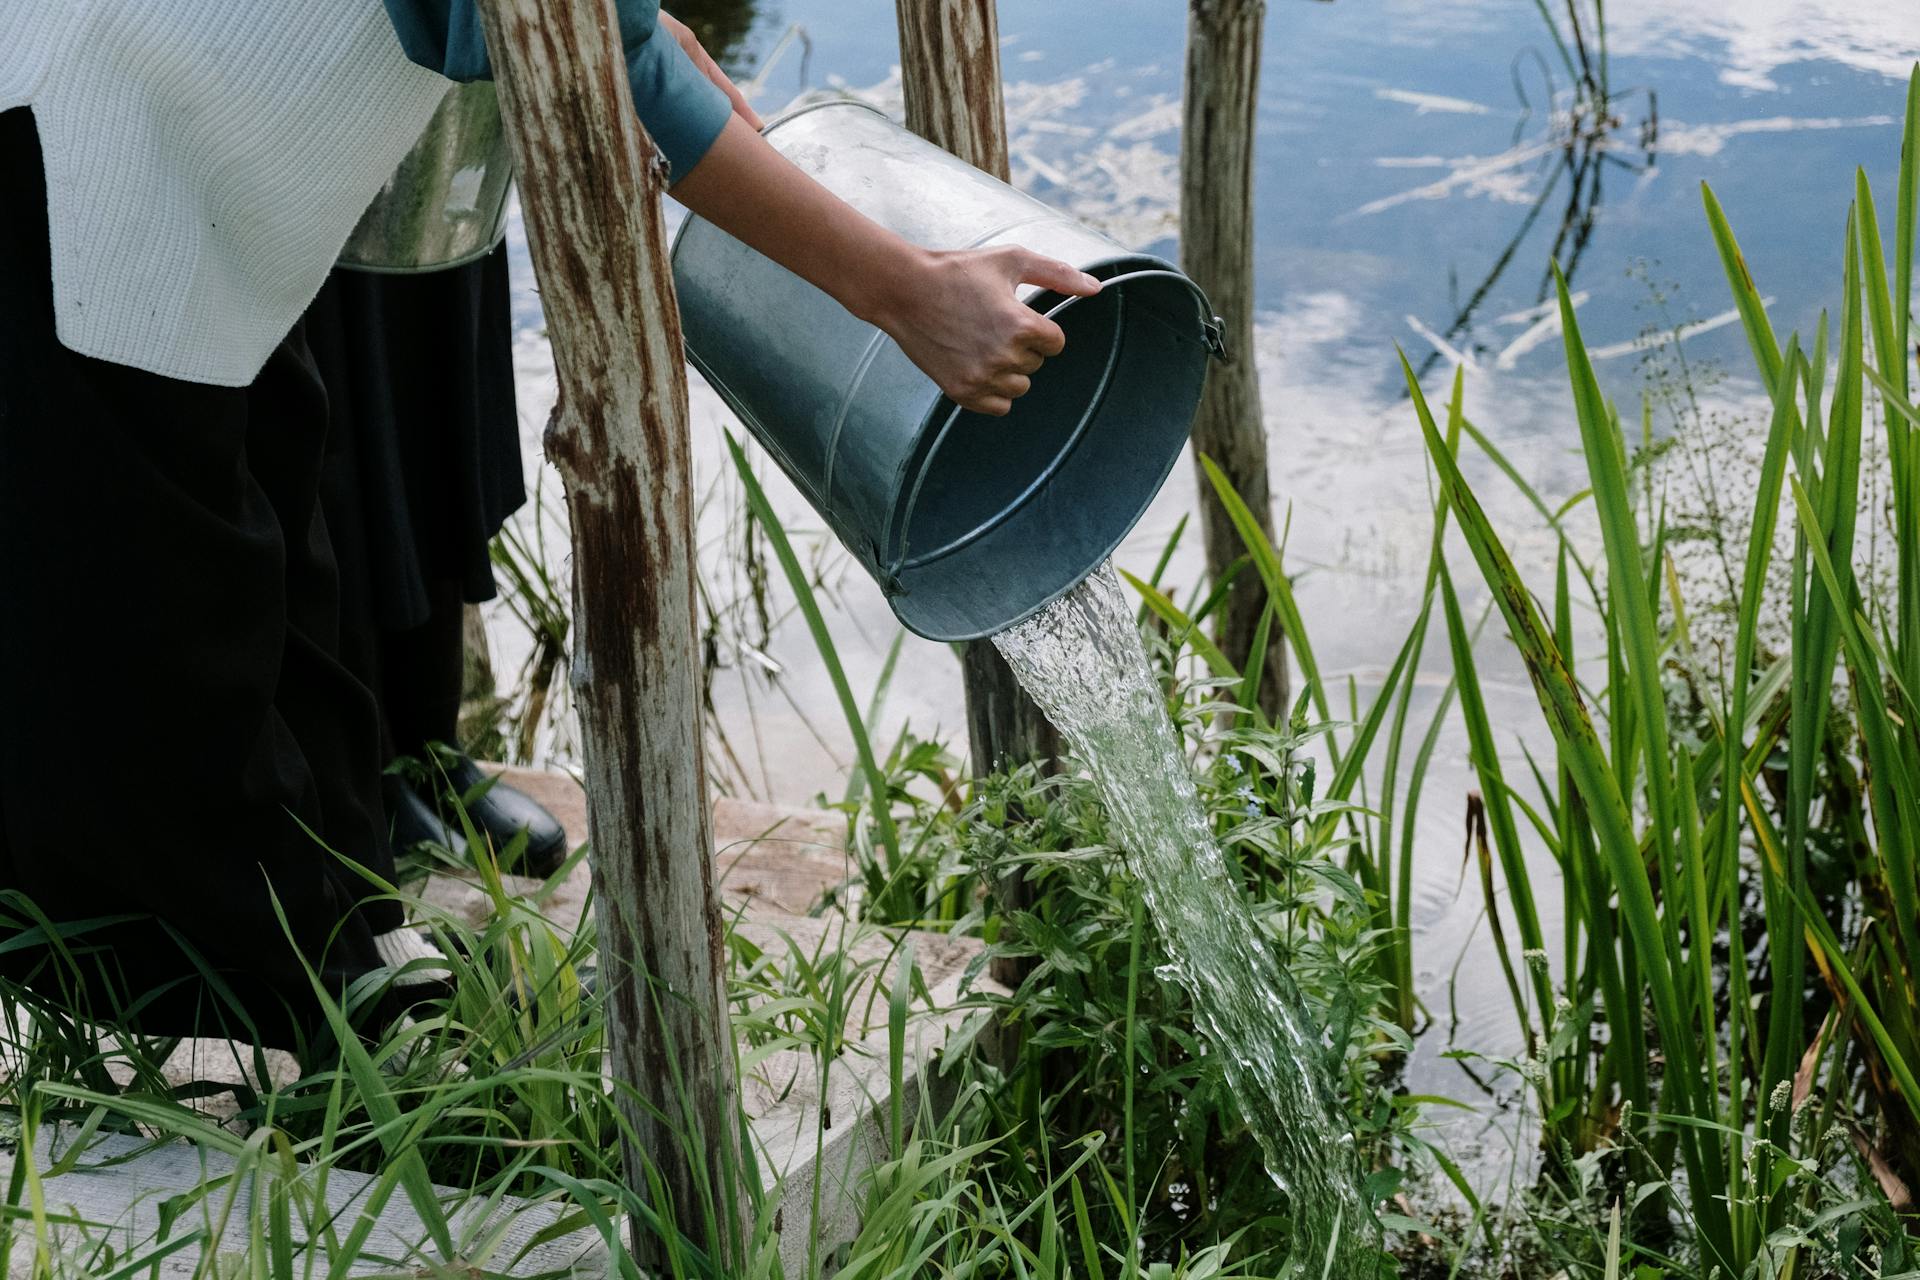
338 81 514 273
672 99 1222 641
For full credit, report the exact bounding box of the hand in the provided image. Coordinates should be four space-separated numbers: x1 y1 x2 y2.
863 247 1102 416
669 120 1101 416
658 12 765 131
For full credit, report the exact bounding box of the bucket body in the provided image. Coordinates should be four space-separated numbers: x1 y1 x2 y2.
339 82 514 274
672 99 1221 641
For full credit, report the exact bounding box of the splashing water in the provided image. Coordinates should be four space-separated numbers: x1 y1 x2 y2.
994 564 1380 1274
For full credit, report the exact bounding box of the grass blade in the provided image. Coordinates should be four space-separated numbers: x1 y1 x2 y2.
1701 183 1783 385
727 433 901 869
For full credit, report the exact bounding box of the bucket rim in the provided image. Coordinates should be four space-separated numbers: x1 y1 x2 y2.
758 95 893 137
882 257 1215 642
879 254 1208 580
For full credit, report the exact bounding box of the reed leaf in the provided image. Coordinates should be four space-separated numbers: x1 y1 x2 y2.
727 432 901 869
1403 346 1732 1263
1199 454 1333 760
1701 182 1782 385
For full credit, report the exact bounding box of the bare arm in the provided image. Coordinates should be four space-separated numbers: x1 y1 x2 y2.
660 22 1099 416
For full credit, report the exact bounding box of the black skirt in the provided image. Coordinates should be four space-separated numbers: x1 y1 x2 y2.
305 246 525 634
0 107 406 1046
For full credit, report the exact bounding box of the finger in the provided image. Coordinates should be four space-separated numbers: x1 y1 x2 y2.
728 84 765 130
963 393 1013 417
1023 315 1067 359
1016 349 1046 375
993 372 1032 400
677 20 762 127
1016 252 1102 297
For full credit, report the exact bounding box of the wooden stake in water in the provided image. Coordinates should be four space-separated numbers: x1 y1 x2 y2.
1182 0 1286 719
995 565 1379 1274
896 0 1060 994
894 0 1063 782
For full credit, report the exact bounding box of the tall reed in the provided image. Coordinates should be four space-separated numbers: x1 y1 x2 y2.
1391 64 1920 1275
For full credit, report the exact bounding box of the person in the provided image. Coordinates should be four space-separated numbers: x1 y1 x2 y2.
306 241 573 879
0 0 1095 1049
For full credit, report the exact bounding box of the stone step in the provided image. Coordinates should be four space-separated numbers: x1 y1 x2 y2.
10 769 996 1277
2 1125 603 1277
419 763 862 934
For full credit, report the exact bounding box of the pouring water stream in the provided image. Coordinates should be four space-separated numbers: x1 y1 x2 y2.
993 564 1380 1273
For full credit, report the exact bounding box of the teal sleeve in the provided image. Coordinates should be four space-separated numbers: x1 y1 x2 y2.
622 16 733 179
383 0 734 178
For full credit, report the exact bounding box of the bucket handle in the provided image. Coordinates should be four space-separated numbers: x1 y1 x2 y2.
881 268 1220 587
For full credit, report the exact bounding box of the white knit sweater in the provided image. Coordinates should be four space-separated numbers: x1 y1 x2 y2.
1 1 450 386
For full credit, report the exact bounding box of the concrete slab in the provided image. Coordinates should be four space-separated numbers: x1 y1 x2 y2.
14 768 996 1277
423 766 999 1278
1 1126 605 1277
418 764 860 936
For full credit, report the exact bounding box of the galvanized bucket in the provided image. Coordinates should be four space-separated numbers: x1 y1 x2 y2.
672 99 1223 641
339 81 514 274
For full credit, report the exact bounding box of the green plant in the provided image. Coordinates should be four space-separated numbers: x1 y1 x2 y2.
731 432 1421 1272
1381 64 1920 1279
486 480 574 767
1529 0 1608 110
869 711 1411 1271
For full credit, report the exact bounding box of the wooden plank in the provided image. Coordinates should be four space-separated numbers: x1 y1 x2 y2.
470 0 738 1266
7 763 1000 1276
422 769 855 936
416 768 1001 1276
4 920 997 1279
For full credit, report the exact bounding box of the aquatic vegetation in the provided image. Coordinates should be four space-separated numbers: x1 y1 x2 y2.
1392 65 1920 1278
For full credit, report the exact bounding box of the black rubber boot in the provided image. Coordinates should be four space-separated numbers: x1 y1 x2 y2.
433 754 571 879
383 772 468 859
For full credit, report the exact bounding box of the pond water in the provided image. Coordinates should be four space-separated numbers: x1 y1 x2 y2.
495 0 1920 1193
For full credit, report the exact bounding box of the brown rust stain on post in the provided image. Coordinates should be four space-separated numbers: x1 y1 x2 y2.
473 0 738 1266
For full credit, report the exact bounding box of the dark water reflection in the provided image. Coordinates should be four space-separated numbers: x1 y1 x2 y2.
667 0 775 76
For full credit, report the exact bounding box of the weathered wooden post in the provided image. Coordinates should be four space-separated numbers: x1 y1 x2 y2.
896 0 1058 990
458 603 495 732
1182 0 1285 716
471 0 739 1264
895 0 1062 779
